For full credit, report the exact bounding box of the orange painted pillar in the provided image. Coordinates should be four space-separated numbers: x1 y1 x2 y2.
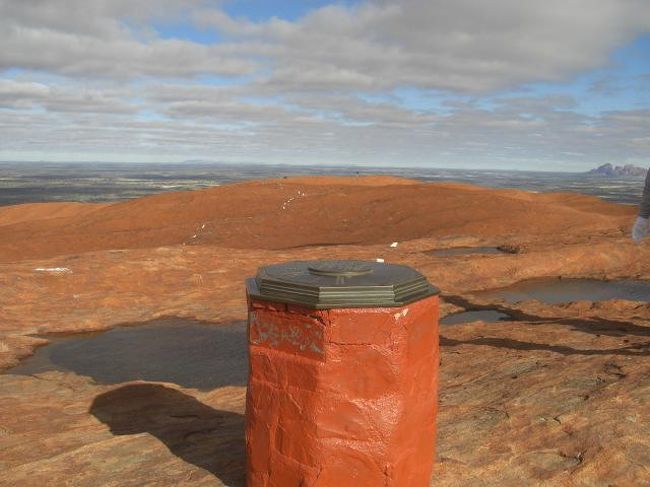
245 261 440 486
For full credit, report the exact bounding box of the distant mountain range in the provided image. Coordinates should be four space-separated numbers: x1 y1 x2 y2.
588 163 648 177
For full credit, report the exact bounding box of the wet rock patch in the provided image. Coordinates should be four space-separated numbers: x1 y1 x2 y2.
476 278 650 304
441 309 512 325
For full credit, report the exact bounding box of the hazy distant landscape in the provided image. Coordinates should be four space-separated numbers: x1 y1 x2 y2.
0 162 646 207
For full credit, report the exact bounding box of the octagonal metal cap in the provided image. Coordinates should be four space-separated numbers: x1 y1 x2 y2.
246 260 439 309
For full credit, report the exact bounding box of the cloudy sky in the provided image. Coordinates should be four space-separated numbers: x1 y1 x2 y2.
1 0 649 171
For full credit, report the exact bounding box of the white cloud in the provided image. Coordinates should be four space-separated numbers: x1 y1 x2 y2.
3 0 649 88
199 0 650 92
0 0 649 168
0 0 251 78
1 84 648 169
0 79 51 108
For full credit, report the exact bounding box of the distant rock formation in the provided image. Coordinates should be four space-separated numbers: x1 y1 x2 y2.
588 163 648 177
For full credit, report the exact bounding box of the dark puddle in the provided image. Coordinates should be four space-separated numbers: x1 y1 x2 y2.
6 319 248 390
427 246 510 257
476 278 650 304
441 309 512 325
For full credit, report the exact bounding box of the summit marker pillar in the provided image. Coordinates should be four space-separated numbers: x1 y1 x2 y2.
245 260 440 486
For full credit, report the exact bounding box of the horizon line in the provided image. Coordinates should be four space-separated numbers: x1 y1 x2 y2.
0 159 626 174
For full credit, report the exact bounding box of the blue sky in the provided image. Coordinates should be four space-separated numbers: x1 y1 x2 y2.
0 0 649 171
223 0 360 22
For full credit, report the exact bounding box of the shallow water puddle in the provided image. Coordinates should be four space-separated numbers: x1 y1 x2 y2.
476 278 650 304
441 309 512 325
6 319 248 390
427 246 508 257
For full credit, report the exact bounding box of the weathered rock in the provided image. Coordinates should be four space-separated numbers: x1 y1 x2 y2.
0 175 636 263
588 163 647 177
1 176 649 486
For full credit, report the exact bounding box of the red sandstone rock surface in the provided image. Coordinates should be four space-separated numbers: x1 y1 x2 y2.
0 176 649 486
0 175 632 263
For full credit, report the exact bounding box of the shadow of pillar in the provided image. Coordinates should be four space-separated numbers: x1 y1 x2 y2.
90 383 245 486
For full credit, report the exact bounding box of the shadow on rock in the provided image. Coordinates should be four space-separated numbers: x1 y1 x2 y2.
440 335 650 356
443 294 650 339
440 294 650 356
90 383 245 486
